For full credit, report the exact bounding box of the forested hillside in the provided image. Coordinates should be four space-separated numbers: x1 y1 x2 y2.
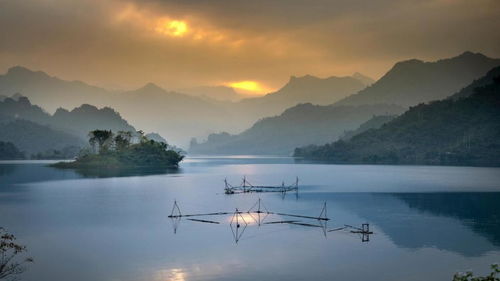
295 77 500 166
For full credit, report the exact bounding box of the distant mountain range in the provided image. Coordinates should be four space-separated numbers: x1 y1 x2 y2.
234 74 368 120
190 103 404 155
295 70 500 166
178 85 244 102
1 51 499 152
0 66 371 146
0 95 135 157
336 52 500 107
190 52 500 155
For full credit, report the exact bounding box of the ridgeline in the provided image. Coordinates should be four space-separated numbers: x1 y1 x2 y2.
294 76 500 166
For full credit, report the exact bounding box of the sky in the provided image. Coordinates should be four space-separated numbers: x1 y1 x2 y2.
0 0 499 95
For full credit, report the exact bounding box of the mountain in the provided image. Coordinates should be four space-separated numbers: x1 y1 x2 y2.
0 66 374 147
0 119 84 156
0 95 52 124
0 141 25 159
340 115 396 140
352 72 375 86
51 104 135 139
294 76 500 166
451 66 500 100
0 96 137 157
113 83 238 147
235 75 367 120
190 103 404 155
336 52 500 107
178 85 244 102
0 95 135 139
0 66 111 112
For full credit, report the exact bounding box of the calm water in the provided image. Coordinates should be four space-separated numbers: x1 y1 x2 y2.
1 157 500 281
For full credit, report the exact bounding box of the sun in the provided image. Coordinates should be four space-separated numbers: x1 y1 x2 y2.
155 20 188 37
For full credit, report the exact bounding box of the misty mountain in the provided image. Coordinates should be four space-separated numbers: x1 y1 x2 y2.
113 83 238 147
0 66 111 112
0 96 137 157
0 119 84 155
352 72 375 86
336 52 500 107
0 95 135 139
295 76 500 166
190 103 404 155
340 115 396 140
178 85 244 102
0 66 371 146
235 75 367 120
0 141 25 159
0 95 52 124
51 104 135 139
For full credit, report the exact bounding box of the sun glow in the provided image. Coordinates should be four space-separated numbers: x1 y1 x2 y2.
155 20 188 37
228 81 268 95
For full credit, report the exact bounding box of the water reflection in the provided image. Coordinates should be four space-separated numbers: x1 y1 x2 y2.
0 161 180 184
68 166 181 178
1 158 500 281
305 192 500 257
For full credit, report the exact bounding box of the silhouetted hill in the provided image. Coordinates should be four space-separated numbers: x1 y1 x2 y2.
0 66 110 112
295 76 500 166
451 66 500 100
340 115 396 140
0 95 51 124
0 95 136 139
190 103 403 155
336 52 500 107
52 104 135 138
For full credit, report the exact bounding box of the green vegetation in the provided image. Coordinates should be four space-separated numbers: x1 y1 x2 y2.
295 77 500 166
0 141 25 160
453 264 499 281
53 130 184 169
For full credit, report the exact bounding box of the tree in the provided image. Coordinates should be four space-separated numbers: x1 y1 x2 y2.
114 131 132 151
88 130 113 153
0 228 33 280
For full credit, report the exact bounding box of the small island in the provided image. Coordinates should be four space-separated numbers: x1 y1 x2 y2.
53 130 184 169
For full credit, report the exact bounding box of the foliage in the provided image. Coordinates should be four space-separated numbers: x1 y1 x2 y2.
0 142 24 160
453 264 500 281
54 130 184 168
0 228 33 280
295 77 500 166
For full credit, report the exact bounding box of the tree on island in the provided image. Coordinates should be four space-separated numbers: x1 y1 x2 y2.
54 129 184 168
0 227 33 280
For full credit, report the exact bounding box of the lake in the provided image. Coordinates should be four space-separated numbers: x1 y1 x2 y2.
1 156 500 281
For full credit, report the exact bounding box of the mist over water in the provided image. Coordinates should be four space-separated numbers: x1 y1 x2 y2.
1 157 500 281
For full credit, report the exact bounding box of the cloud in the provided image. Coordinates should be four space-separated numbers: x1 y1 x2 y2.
0 0 498 91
